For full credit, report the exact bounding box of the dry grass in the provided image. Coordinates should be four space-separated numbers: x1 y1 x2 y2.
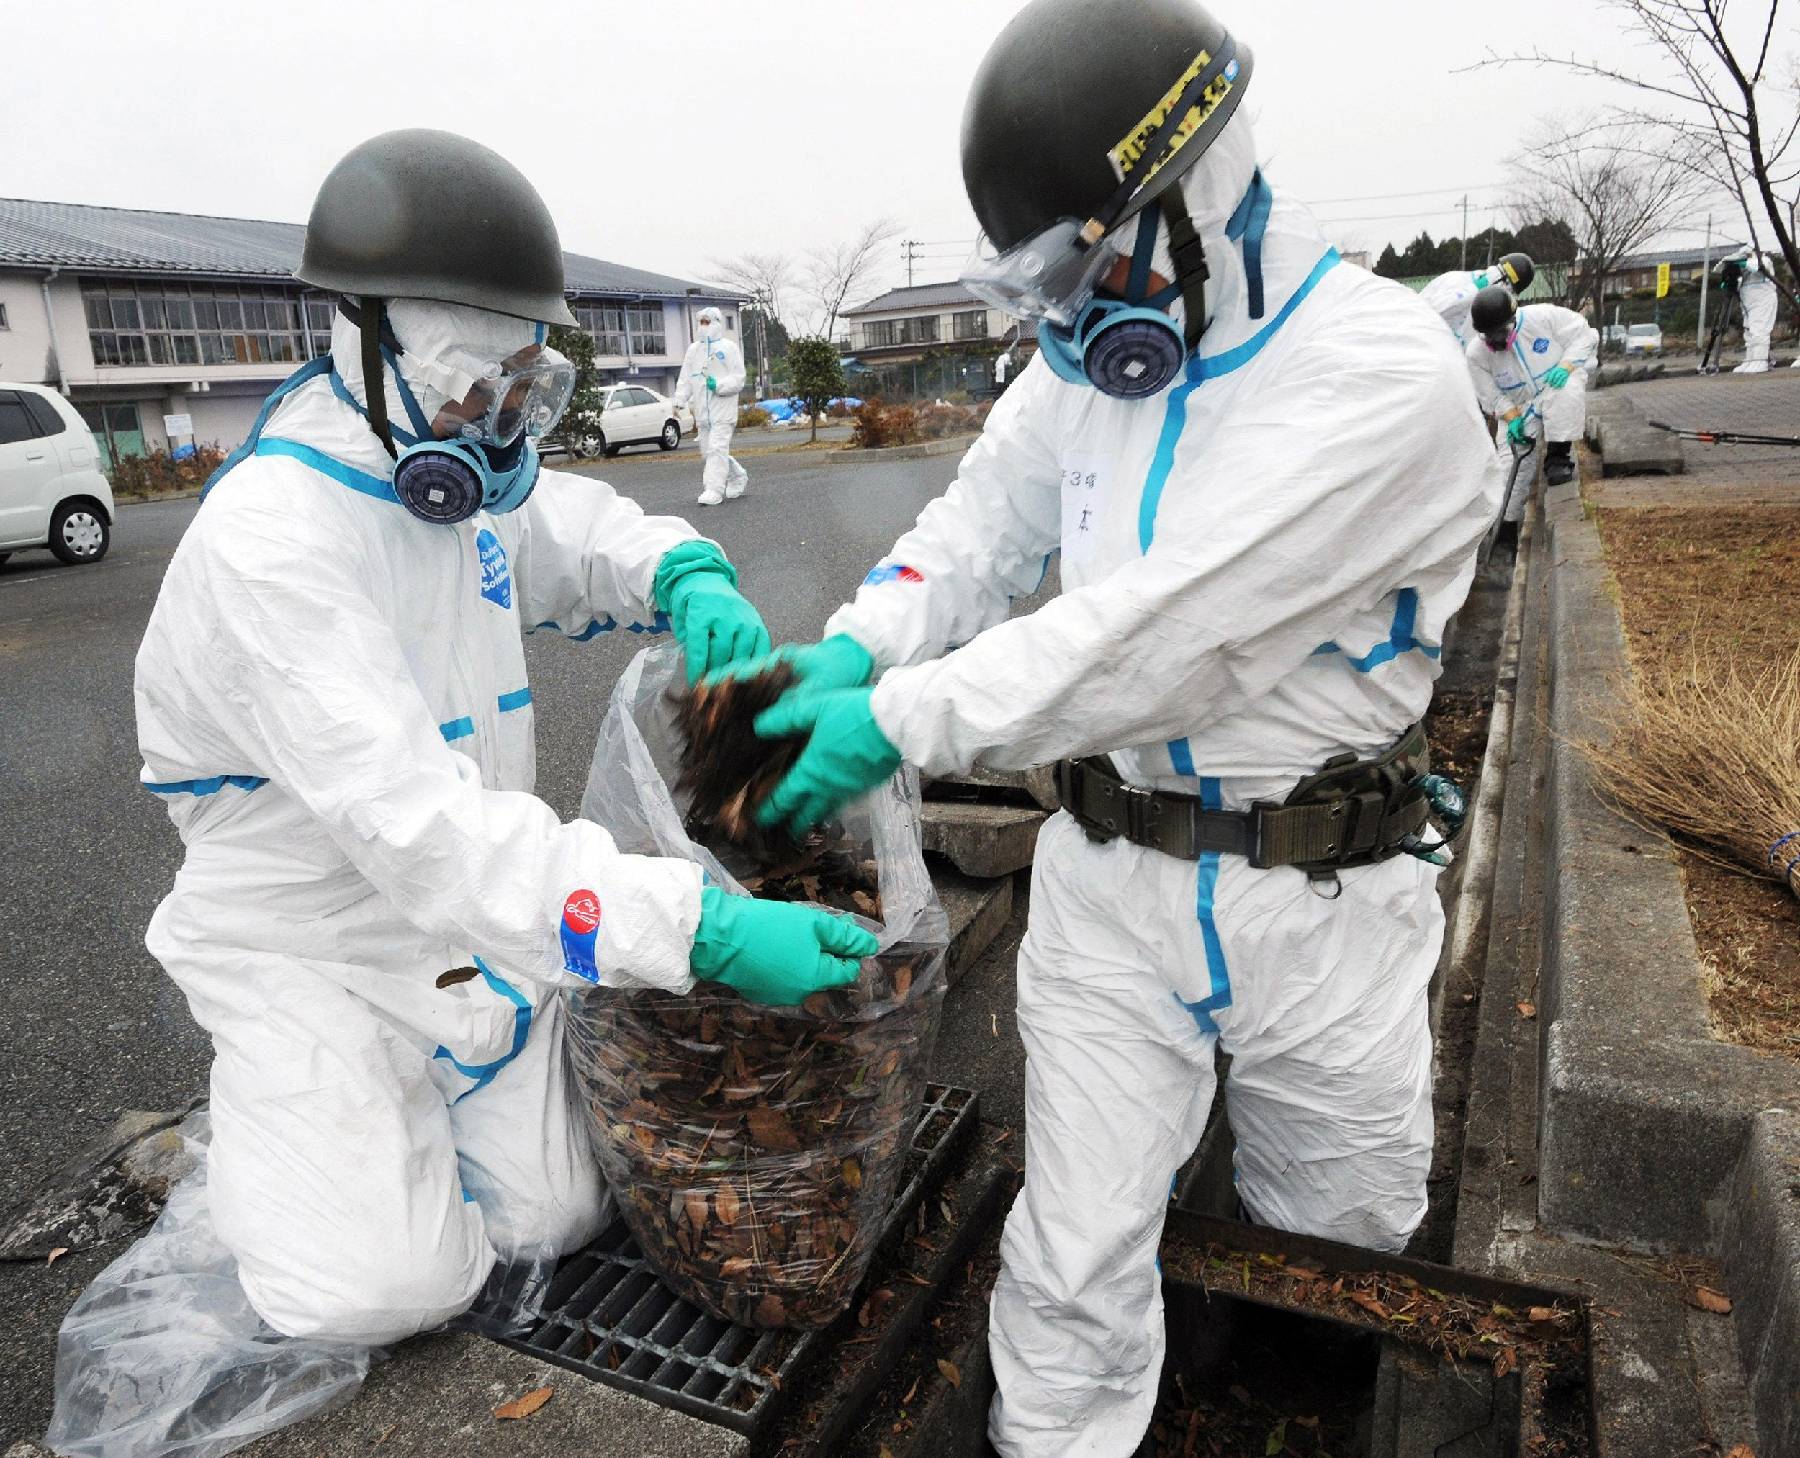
1581 641 1800 901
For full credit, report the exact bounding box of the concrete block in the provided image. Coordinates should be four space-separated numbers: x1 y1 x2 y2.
240 1330 748 1458
924 765 1060 812
1721 1113 1800 1458
934 868 1014 985
922 801 1046 878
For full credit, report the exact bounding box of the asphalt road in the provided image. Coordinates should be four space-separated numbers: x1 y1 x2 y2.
0 438 1022 1436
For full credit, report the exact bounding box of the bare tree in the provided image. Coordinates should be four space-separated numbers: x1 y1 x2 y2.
1470 0 1800 297
802 218 901 341
1510 118 1713 343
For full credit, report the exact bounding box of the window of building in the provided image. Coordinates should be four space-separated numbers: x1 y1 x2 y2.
0 391 41 444
863 319 897 348
953 309 988 341
0 302 9 330
82 279 330 369
575 301 667 358
76 402 144 469
896 314 940 345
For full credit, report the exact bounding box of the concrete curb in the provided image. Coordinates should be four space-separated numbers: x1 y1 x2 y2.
827 433 978 463
1536 479 1800 1455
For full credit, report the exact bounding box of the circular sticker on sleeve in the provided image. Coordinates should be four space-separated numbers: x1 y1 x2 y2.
560 890 602 980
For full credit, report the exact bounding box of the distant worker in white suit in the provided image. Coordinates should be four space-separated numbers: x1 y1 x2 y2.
675 306 749 505
1714 246 1779 374
1418 252 1534 345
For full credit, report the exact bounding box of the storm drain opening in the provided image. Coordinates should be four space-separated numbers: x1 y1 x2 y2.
483 1083 980 1440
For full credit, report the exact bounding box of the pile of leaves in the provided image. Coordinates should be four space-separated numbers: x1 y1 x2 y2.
569 945 941 1329
569 660 944 1329
1161 1238 1585 1379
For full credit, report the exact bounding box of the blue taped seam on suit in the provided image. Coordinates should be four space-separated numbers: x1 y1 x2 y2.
1137 249 1342 552
256 438 401 504
438 716 475 742
496 687 533 713
1182 776 1233 1033
432 956 532 1102
202 357 335 500
1315 588 1441 671
143 774 268 797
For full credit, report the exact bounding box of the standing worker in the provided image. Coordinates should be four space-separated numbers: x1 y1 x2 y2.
1464 284 1596 493
1419 252 1534 345
1714 246 1779 373
993 345 1014 391
675 305 749 505
720 2 1500 1453
51 128 874 1456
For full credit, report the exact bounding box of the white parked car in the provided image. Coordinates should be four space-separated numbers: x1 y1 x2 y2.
1623 323 1663 356
592 384 690 458
0 381 115 566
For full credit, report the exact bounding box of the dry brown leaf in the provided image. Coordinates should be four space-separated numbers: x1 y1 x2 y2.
842 1156 863 1190
937 1358 961 1389
46 1247 69 1266
1494 1346 1517 1379
1691 1286 1733 1314
1722 1445 1756 1458
1516 1001 1537 1020
493 1386 553 1420
715 1184 741 1226
746 1106 802 1151
1527 1305 1559 1323
435 966 479 989
879 1447 896 1458
1348 1291 1392 1320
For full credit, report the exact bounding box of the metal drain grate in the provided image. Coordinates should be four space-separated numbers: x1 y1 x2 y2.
491 1083 979 1438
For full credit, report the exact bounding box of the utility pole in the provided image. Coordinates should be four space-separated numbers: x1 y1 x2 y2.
1459 196 1469 270
900 239 920 288
1697 213 1712 355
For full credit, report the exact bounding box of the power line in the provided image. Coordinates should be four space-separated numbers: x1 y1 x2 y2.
1298 181 1507 206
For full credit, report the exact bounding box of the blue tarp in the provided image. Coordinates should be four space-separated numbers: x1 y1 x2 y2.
744 396 862 424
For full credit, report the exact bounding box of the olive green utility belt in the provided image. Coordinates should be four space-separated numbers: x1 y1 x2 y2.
1056 724 1433 874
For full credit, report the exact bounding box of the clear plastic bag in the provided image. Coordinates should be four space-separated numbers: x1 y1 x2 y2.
571 645 949 1328
43 1112 373 1458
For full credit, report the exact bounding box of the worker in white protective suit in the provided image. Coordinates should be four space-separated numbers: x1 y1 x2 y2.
1716 246 1780 373
674 306 748 504
1464 285 1597 503
49 129 876 1457
1418 251 1534 345
712 4 1502 1454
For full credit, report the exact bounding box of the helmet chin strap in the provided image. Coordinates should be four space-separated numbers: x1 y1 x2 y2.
338 297 400 460
1160 191 1210 352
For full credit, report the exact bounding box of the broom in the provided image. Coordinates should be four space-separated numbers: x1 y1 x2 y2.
1581 641 1800 902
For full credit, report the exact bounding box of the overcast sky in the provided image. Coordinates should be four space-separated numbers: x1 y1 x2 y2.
5 0 1768 309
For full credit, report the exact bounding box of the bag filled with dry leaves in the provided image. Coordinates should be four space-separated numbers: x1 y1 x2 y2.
573 645 949 1329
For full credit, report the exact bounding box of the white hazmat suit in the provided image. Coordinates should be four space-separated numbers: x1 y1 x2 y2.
822 114 1501 1457
133 300 708 1345
674 306 748 504
1419 265 1516 345
1463 302 1596 520
1724 248 1780 373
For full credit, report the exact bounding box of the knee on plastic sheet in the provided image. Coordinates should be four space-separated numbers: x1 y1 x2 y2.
242 1233 492 1346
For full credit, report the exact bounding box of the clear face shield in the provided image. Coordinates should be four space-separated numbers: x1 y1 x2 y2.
961 218 1131 329
430 344 576 448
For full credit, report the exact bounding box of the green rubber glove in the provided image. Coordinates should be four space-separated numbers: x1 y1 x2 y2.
752 686 903 836
654 543 773 684
708 634 876 694
1545 365 1571 389
706 374 718 392
690 886 876 1005
1505 415 1531 445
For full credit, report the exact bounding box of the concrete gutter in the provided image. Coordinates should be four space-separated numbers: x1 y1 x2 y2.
1535 478 1800 1456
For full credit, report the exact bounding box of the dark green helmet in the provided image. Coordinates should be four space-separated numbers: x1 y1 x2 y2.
1496 252 1535 294
960 0 1253 252
1470 284 1517 345
296 129 577 327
